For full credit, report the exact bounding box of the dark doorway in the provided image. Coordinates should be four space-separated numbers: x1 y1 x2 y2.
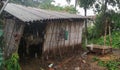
18 22 46 59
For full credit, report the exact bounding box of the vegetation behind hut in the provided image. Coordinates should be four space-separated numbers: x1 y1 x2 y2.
10 0 77 14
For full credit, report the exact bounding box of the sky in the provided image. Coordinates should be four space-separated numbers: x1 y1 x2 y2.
53 0 95 16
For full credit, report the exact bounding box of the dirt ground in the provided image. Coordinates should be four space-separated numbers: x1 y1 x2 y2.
20 49 120 70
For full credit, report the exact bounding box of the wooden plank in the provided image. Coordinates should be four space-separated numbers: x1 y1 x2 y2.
49 21 55 58
57 20 62 58
4 19 16 58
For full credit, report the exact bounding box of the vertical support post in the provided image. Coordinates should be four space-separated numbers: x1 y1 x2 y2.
68 20 72 56
49 21 56 58
4 18 15 58
0 0 10 15
109 23 112 52
57 20 62 59
84 8 88 46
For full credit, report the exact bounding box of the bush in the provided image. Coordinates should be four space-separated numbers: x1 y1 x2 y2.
88 30 120 49
5 53 21 70
98 60 120 70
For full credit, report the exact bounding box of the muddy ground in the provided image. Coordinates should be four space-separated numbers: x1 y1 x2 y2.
20 49 120 70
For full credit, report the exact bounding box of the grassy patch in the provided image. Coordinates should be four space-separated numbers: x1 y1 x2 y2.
92 56 120 70
98 60 120 70
88 31 120 49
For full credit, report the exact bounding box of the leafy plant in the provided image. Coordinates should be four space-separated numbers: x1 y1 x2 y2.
92 56 100 62
0 48 4 70
98 60 120 70
98 60 106 67
5 53 21 70
88 30 120 49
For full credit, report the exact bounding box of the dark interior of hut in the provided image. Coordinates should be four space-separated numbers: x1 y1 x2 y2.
18 22 47 61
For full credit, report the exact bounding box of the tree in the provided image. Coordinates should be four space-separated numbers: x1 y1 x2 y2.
10 0 54 7
10 0 77 14
93 0 120 37
38 0 54 9
88 0 120 47
66 0 78 11
78 0 95 45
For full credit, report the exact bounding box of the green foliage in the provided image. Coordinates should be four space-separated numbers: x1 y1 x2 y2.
110 12 120 30
88 30 120 48
10 0 54 7
92 56 100 62
10 0 77 14
94 0 120 13
63 5 77 14
5 53 21 70
81 30 87 50
93 12 105 37
39 0 54 8
10 0 23 4
98 60 120 70
88 10 120 49
66 0 96 9
0 48 4 70
78 0 95 9
94 10 120 36
98 60 106 67
92 57 120 70
39 4 77 14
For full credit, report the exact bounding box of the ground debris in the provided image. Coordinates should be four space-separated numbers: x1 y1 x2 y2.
20 49 120 70
82 60 86 63
74 67 80 70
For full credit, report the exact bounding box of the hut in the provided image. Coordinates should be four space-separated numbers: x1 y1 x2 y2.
3 3 88 58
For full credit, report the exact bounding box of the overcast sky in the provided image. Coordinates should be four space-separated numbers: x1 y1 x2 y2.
53 0 95 16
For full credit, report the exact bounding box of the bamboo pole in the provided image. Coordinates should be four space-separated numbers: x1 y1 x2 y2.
103 20 107 54
16 23 25 53
57 20 62 58
104 21 107 46
49 21 56 58
63 20 67 56
71 22 73 54
5 19 16 58
75 21 78 53
109 23 112 52
73 21 77 54
0 0 10 15
3 18 8 42
42 22 49 66
4 19 10 57
43 22 49 56
68 21 71 54
47 20 54 59
76 21 80 53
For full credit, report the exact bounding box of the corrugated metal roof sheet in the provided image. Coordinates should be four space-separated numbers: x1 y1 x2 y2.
4 3 87 22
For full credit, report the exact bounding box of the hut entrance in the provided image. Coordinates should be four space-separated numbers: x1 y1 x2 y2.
18 22 46 59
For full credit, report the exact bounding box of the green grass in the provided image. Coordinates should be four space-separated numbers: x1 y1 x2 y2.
92 56 120 70
98 60 120 70
88 31 120 49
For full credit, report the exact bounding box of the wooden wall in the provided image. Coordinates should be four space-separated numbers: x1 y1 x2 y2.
43 20 84 53
4 18 25 58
